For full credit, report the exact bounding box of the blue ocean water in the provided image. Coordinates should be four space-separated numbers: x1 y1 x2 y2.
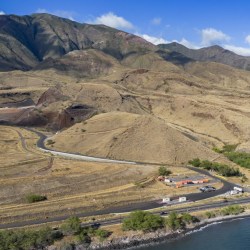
141 218 250 250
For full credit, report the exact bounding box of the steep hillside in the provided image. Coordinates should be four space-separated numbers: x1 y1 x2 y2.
2 13 250 156
34 49 120 78
48 112 218 164
183 61 250 91
121 51 180 72
159 42 250 70
0 13 155 71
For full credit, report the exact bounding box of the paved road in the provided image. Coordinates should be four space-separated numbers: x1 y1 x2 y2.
0 127 240 229
28 127 238 199
81 197 250 228
1 196 250 230
28 128 137 164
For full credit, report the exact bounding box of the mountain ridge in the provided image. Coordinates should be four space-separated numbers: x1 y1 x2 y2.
2 13 250 73
0 13 155 71
158 42 250 70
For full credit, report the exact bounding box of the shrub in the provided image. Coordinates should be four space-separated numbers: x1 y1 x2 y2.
205 211 216 219
221 205 245 216
213 147 223 153
181 213 199 224
222 144 238 153
61 216 82 235
224 151 250 169
241 174 248 183
46 139 55 145
122 210 164 232
26 194 47 203
60 243 75 250
188 158 201 167
188 159 242 177
95 229 110 240
77 231 91 244
212 145 250 170
0 227 57 250
165 212 185 231
158 166 172 176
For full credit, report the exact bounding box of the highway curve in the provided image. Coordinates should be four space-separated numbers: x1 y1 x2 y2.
0 127 240 229
28 126 237 200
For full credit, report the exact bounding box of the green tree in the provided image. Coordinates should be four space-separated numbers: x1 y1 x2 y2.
122 210 164 232
95 229 110 240
205 211 216 219
181 213 198 224
188 158 201 167
77 231 91 244
158 166 172 176
165 212 185 231
35 227 54 248
61 216 82 235
0 227 57 250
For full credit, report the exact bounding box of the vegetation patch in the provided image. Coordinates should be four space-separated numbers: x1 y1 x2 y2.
0 216 111 249
220 205 245 216
62 216 110 244
224 152 250 169
46 139 55 145
166 212 199 231
213 144 250 175
158 166 172 176
0 227 62 250
122 210 164 232
26 194 47 203
122 210 199 233
205 211 216 219
213 144 238 154
165 212 185 231
188 158 242 177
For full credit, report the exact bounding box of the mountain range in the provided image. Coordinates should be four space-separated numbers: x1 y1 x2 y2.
159 42 250 70
1 13 250 72
1 13 250 164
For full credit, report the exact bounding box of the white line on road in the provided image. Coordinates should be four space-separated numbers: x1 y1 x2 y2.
39 148 137 165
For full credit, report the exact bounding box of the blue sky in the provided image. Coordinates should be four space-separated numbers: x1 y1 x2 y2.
1 0 250 55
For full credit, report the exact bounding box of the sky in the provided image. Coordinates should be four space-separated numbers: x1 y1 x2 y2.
1 0 250 55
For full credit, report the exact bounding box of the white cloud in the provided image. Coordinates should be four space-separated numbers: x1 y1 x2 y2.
36 8 76 21
151 17 161 25
136 33 200 48
90 12 134 30
223 45 250 56
201 28 230 46
0 11 5 15
245 35 250 45
136 33 170 45
177 38 200 49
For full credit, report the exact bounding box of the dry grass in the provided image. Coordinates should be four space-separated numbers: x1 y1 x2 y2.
0 126 203 225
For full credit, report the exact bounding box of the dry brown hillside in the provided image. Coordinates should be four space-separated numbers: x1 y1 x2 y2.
48 112 218 164
2 14 250 158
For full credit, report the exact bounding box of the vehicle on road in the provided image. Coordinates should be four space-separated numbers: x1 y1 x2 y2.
160 211 167 215
91 222 101 228
199 186 216 192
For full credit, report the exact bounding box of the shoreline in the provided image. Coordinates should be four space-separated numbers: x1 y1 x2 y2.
86 213 250 250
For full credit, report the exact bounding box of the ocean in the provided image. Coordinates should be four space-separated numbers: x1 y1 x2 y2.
140 217 250 250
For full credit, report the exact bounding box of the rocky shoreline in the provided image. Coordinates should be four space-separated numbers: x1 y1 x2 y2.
86 213 250 250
